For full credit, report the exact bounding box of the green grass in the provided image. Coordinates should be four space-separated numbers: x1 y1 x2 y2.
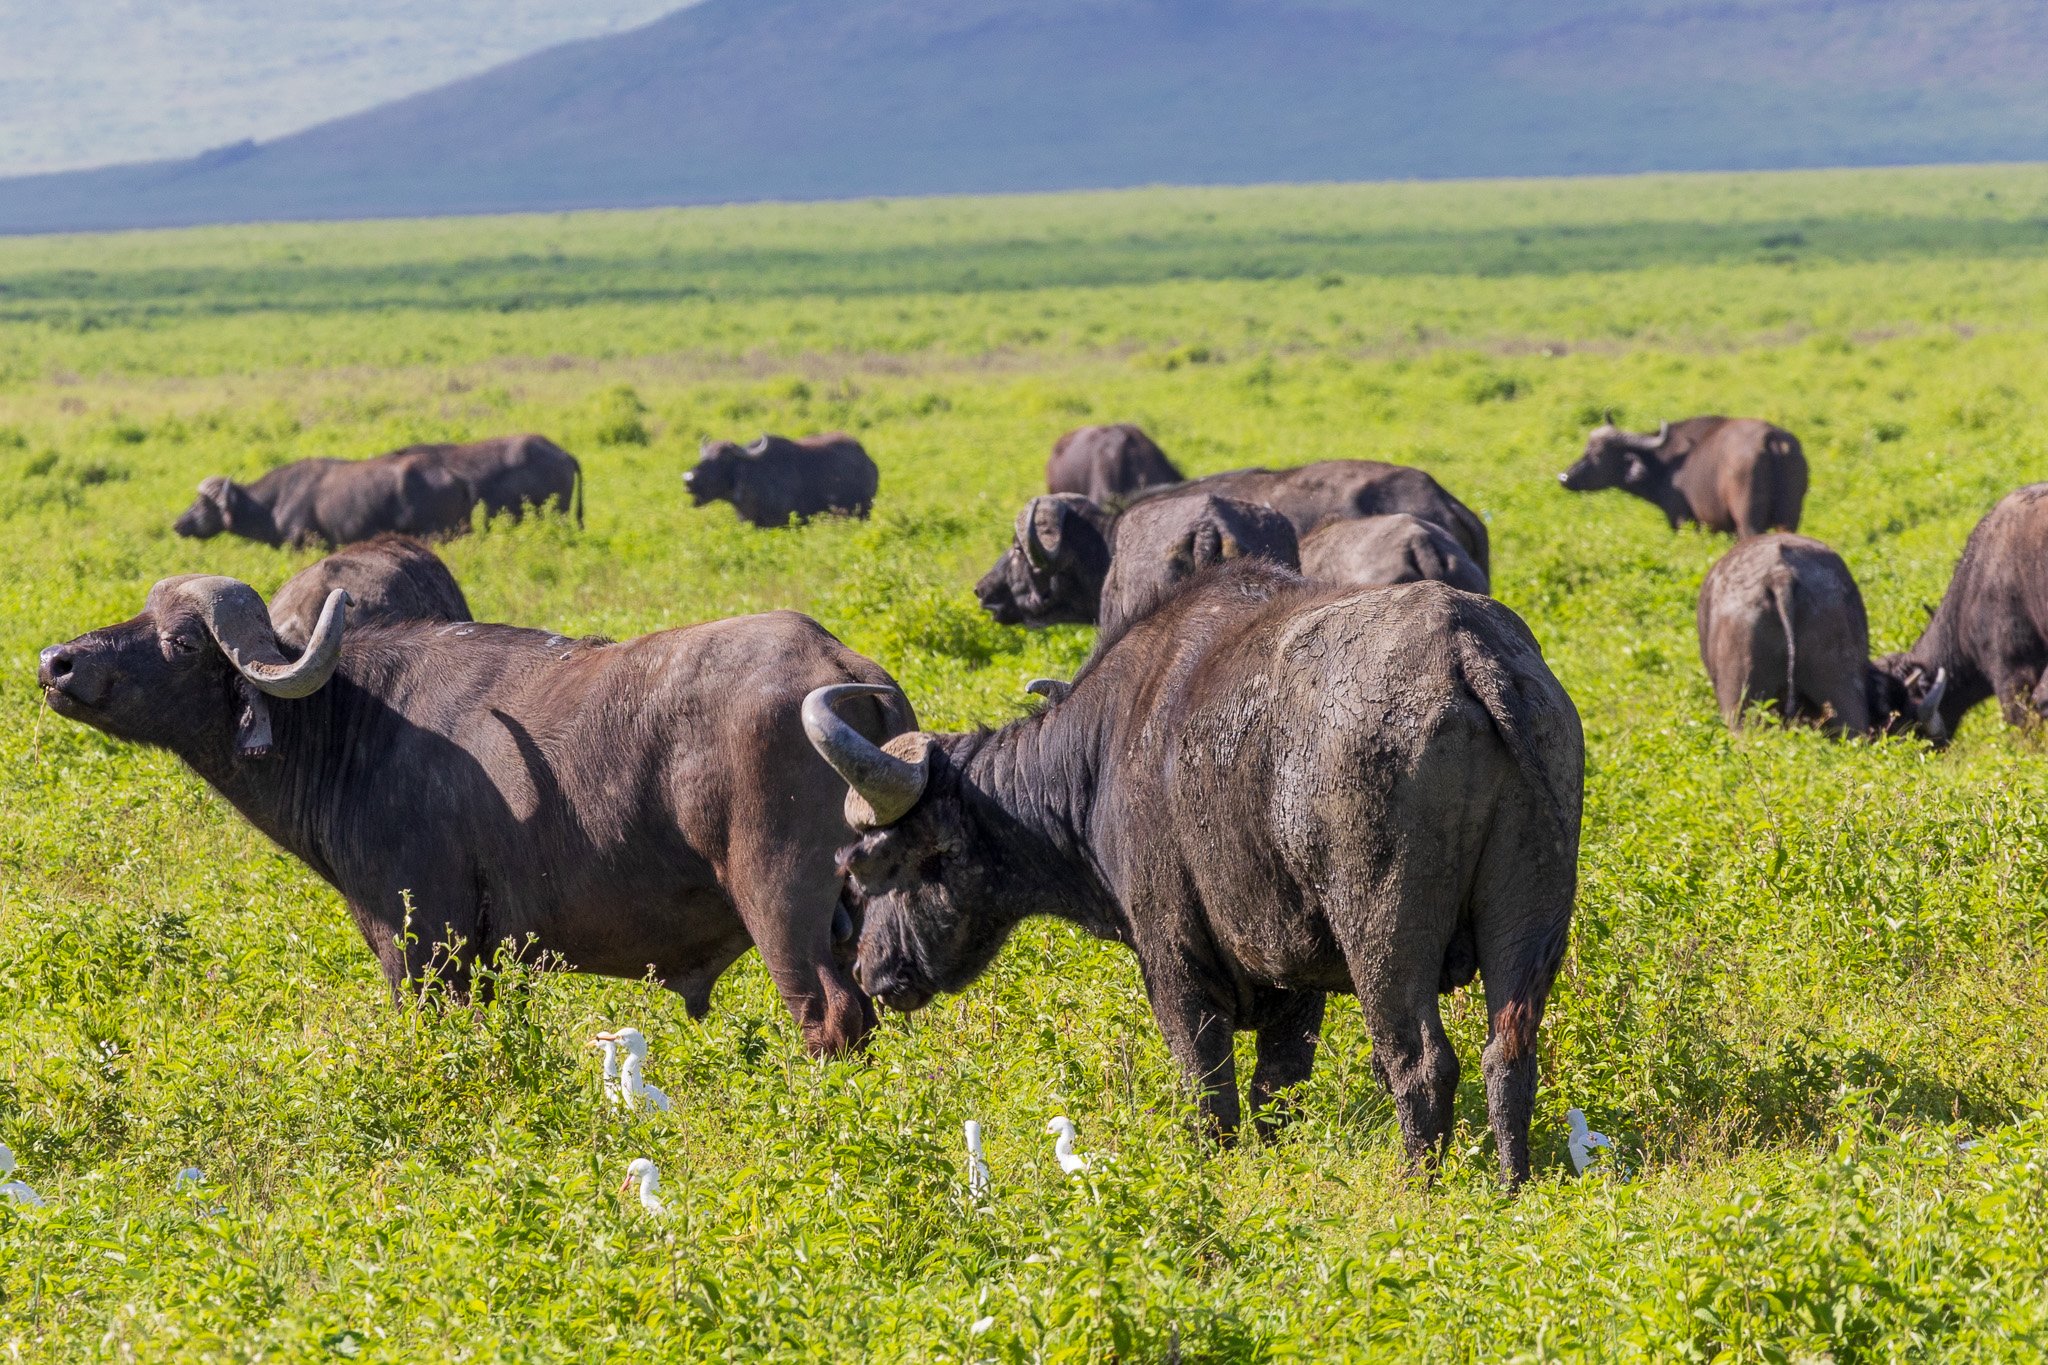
5 167 2048 1360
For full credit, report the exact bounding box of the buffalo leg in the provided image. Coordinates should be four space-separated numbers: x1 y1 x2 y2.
1337 898 1461 1176
1249 989 1325 1139
1144 972 1241 1140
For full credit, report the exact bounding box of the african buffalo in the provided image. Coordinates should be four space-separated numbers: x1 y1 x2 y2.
173 453 473 549
1299 514 1491 595
1097 493 1299 636
403 435 582 527
39 580 912 1056
807 560 1583 1185
1558 417 1806 537
976 460 1489 628
1694 534 1939 737
685 433 878 527
1872 484 2048 744
269 535 472 652
1046 424 1184 503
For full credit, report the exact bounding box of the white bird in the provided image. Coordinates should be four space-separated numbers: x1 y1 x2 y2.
1046 1116 1089 1176
964 1120 992 1198
1566 1108 1616 1175
594 1028 672 1112
0 1143 45 1207
589 1033 624 1107
620 1157 666 1215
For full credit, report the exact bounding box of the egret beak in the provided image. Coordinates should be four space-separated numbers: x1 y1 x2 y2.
589 1032 618 1046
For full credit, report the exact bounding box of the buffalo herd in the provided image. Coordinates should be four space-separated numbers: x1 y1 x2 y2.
35 404 2043 1185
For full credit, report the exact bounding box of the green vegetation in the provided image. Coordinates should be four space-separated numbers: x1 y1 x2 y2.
4 167 2048 1359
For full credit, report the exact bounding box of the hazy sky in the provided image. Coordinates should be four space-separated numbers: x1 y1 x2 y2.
0 2 692 177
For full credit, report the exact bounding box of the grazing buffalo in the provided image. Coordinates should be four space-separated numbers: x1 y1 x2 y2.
1097 492 1299 636
38 580 913 1056
685 433 878 527
269 535 472 651
976 460 1489 628
1046 424 1184 503
1558 417 1806 537
808 560 1583 1185
1696 534 1908 736
173 453 473 549
404 435 582 526
1299 514 1491 595
1872 484 2048 743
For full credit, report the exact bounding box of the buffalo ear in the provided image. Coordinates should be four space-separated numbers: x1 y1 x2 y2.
233 678 274 759
1024 497 1070 566
200 476 236 528
1620 452 1654 488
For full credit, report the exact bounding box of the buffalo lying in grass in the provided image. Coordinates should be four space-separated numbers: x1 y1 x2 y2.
1299 513 1491 594
976 460 1489 627
1872 483 2048 744
269 535 472 651
1559 417 1806 537
808 560 1582 1185
685 432 878 526
39 578 910 1055
1045 423 1183 503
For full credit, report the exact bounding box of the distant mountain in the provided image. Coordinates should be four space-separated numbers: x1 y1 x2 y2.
3 0 2046 234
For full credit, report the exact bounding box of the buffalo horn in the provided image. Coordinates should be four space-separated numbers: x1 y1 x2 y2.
1917 667 1950 743
177 575 348 698
801 682 929 829
1025 678 1071 702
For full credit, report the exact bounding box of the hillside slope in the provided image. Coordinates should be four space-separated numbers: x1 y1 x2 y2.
3 0 2046 233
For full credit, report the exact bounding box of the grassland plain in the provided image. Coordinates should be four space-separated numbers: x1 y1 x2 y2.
2 167 2048 1360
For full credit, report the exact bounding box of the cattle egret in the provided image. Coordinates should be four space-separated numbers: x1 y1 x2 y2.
594 1028 671 1112
621 1157 665 1215
0 1143 45 1207
1566 1108 1615 1175
589 1034 623 1107
1045 1116 1089 1175
964 1120 992 1198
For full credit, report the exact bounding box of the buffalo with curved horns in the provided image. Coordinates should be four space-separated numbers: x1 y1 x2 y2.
1558 417 1806 537
807 559 1582 1185
38 577 911 1055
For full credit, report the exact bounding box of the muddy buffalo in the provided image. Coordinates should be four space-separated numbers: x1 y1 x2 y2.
808 560 1582 1185
976 460 1489 628
1559 417 1806 537
1096 492 1298 636
402 435 582 526
39 580 912 1055
174 453 474 549
1872 484 2048 744
685 433 878 527
1299 514 1491 595
269 535 472 651
1046 424 1184 503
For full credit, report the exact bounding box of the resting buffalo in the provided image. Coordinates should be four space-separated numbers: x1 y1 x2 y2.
976 460 1489 628
1046 424 1184 503
1299 514 1491 595
1558 417 1806 537
1097 492 1298 636
401 435 582 527
174 453 473 549
808 560 1583 1185
1696 534 1939 737
38 580 912 1056
269 535 472 651
1872 484 2048 744
685 433 878 527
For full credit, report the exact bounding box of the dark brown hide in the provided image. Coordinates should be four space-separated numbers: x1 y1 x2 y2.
1097 493 1299 636
1874 483 2048 741
685 432 878 526
270 535 472 652
38 583 911 1056
1696 534 1875 735
816 561 1582 1186
173 453 474 549
1045 424 1184 503
398 435 582 526
1298 513 1491 595
1558 417 1806 536
976 460 1489 627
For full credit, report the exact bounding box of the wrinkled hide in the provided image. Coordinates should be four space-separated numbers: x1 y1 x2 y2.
1298 513 1490 595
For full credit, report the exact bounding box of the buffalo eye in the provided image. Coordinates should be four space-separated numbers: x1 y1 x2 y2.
163 630 204 657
